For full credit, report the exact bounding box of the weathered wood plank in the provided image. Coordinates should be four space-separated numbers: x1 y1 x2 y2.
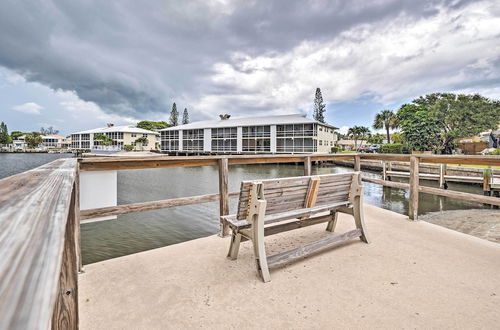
218 158 230 236
267 229 362 267
0 158 78 330
409 156 419 220
80 191 240 221
52 184 79 330
419 186 500 206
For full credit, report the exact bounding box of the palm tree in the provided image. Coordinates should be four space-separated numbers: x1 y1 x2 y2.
347 126 371 149
373 110 398 143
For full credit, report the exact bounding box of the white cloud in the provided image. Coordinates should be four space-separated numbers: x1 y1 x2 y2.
338 126 349 135
200 0 500 116
13 102 43 115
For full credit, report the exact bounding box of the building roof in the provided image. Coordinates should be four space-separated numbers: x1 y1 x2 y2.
73 125 159 135
161 114 338 131
41 134 66 140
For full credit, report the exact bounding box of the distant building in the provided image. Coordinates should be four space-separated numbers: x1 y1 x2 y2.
70 125 159 151
160 114 338 154
337 139 369 151
11 134 67 150
41 134 66 148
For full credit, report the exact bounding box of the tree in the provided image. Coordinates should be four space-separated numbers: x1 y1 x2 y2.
136 121 169 131
40 126 59 135
93 133 113 146
398 93 500 152
10 131 24 140
25 133 43 148
182 108 189 125
135 137 148 151
397 104 441 151
0 122 12 145
313 88 326 123
373 110 398 143
347 126 371 149
367 133 384 144
414 93 500 151
169 102 179 126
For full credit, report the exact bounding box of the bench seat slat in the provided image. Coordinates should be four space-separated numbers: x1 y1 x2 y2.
223 201 350 229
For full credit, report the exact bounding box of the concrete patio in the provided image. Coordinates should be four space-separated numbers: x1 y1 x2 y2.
79 205 500 329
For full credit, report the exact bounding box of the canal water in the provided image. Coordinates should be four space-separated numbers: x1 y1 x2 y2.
0 154 492 264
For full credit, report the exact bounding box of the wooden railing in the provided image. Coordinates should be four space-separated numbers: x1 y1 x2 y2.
1 153 499 329
0 158 79 330
79 154 500 229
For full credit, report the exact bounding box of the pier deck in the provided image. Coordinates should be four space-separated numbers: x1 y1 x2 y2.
79 205 500 329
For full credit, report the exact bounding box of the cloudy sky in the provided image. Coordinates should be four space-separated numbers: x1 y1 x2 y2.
0 0 499 135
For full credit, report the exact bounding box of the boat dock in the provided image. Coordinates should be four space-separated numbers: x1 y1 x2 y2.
0 153 499 329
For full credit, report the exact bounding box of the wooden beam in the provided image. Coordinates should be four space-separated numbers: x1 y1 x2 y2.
80 192 240 221
0 159 78 329
267 229 362 267
419 186 500 206
354 155 361 171
304 156 312 176
409 156 419 220
218 158 230 236
483 168 492 192
361 177 410 190
52 184 79 330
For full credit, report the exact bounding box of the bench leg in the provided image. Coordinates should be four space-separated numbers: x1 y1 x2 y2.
325 211 338 232
353 195 370 244
252 200 270 282
227 231 242 260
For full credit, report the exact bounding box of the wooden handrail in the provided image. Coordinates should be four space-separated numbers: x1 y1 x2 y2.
0 158 79 329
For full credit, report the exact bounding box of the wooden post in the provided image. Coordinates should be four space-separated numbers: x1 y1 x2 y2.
52 184 79 330
439 164 447 189
387 161 392 181
382 161 387 181
75 163 82 273
409 156 419 220
304 156 312 176
483 168 492 196
354 155 361 172
218 158 230 236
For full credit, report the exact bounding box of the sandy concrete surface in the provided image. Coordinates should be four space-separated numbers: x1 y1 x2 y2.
421 209 500 243
79 205 500 329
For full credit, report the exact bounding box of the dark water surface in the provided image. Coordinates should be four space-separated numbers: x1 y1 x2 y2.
0 154 490 264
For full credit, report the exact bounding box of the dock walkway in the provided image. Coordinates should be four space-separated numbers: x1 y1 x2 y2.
79 205 500 329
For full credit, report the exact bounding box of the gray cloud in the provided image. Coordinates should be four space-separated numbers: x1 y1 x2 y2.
0 0 495 121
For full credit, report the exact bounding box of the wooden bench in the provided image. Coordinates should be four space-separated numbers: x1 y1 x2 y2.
221 172 370 282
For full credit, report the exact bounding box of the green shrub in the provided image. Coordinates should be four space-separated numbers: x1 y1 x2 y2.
124 145 134 151
488 149 500 155
331 146 340 154
380 143 404 154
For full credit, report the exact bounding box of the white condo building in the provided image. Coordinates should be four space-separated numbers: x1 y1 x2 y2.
71 125 159 151
160 114 338 154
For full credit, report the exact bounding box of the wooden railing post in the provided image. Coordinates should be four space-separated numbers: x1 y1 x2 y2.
218 158 230 236
52 183 79 330
354 155 361 172
409 156 419 220
439 164 447 189
75 163 82 273
304 156 312 176
483 168 492 196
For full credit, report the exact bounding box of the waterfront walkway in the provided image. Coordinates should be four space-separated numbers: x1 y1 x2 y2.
79 205 500 329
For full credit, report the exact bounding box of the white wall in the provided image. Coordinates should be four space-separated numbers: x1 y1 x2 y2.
237 126 243 152
203 128 211 152
80 170 117 222
270 125 277 153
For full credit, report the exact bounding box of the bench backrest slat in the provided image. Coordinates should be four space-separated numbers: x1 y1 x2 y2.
236 172 355 220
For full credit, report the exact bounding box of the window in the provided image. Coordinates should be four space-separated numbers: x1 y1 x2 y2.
161 130 180 151
319 140 322 146
143 134 148 138
182 129 204 151
211 127 237 152
131 133 137 137
277 124 316 137
276 138 316 153
104 132 124 140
